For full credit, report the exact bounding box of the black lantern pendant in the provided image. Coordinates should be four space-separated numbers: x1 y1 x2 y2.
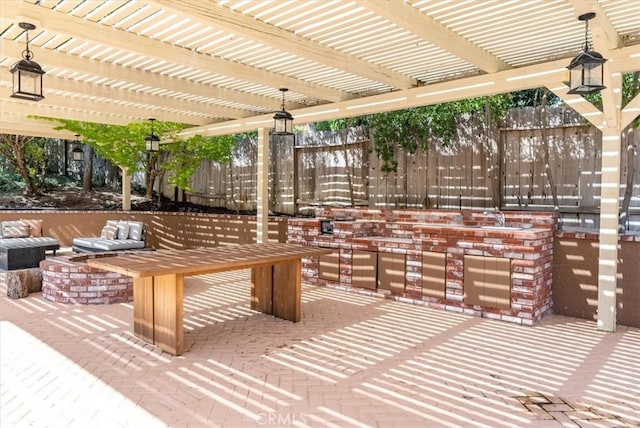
567 13 606 95
145 118 160 152
71 134 84 162
273 88 293 135
10 22 45 102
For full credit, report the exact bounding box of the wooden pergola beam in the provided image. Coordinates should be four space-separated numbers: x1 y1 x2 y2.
179 45 639 138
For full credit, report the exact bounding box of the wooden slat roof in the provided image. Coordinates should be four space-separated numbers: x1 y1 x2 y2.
0 0 638 139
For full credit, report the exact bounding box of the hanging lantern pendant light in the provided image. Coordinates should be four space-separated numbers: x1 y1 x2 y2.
72 134 84 162
10 22 46 102
145 118 160 152
273 88 294 135
567 12 606 95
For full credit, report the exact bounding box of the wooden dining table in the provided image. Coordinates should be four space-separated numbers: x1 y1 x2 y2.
87 243 330 355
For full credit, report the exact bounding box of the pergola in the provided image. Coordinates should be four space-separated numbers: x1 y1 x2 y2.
1 0 639 331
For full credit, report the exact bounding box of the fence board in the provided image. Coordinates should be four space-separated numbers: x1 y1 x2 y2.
155 108 639 229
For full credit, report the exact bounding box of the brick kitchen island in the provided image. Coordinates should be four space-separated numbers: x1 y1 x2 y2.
288 208 556 325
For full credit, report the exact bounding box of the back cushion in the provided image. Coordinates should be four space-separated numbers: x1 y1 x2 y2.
116 222 130 240
2 221 30 238
20 219 43 237
127 221 144 241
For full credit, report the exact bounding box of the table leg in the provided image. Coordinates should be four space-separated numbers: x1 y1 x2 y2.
272 260 302 322
251 260 302 322
152 273 184 356
251 265 273 314
133 277 154 343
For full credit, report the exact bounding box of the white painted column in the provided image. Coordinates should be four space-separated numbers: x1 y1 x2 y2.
256 128 269 243
121 168 131 211
594 61 623 332
596 127 621 332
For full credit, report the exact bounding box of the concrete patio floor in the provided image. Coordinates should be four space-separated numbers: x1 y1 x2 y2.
1 270 638 428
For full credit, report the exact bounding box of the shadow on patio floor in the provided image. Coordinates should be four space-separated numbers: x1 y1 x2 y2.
2 271 638 427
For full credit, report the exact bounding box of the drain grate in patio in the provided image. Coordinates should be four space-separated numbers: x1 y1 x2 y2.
515 392 631 426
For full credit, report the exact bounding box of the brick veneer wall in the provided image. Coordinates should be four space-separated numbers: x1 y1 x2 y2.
289 208 556 325
41 253 133 304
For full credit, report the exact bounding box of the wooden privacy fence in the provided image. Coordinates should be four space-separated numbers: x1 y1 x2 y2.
160 107 639 229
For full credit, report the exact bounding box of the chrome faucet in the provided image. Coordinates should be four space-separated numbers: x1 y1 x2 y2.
483 209 506 227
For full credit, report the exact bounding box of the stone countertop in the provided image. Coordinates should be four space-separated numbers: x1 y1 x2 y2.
411 223 552 236
292 217 547 229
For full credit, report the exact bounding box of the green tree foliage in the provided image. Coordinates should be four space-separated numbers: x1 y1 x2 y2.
32 117 236 195
322 95 512 174
34 117 186 174
315 118 363 132
623 71 640 128
510 88 561 107
0 134 47 195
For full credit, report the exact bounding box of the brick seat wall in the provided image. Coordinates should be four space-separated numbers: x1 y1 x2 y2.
41 253 133 304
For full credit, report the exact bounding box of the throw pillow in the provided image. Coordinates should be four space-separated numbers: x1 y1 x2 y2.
2 223 30 238
20 219 43 237
117 222 130 240
100 225 118 240
105 220 119 238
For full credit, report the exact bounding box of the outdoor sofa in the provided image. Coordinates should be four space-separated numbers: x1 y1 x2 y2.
72 220 146 252
0 219 60 270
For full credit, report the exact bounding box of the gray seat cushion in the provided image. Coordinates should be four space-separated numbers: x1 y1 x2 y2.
0 237 60 250
72 237 146 251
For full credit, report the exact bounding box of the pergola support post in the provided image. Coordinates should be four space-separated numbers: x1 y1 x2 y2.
596 126 621 332
256 128 269 243
122 168 131 211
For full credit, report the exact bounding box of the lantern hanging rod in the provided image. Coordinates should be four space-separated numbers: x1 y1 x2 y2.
280 87 288 111
18 22 36 61
579 12 596 52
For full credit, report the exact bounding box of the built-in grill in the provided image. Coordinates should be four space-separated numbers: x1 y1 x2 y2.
320 218 354 235
320 219 333 235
